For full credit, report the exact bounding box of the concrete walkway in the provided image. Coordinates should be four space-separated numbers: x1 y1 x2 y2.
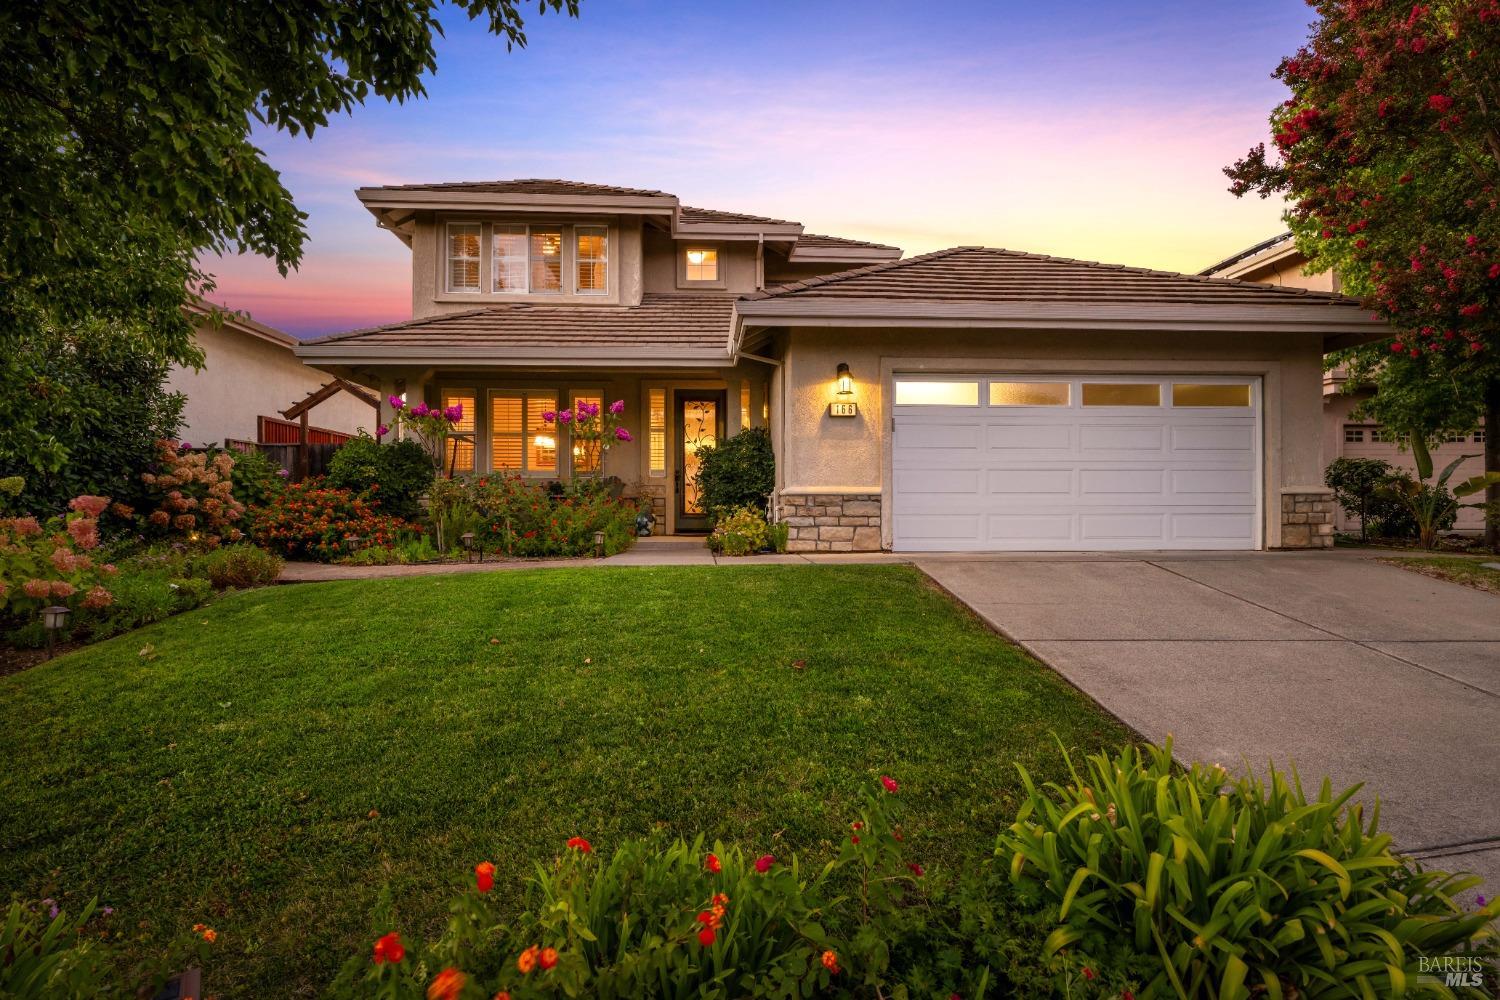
277 536 902 582
915 550 1500 894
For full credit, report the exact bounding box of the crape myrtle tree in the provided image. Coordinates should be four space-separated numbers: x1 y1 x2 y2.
1225 0 1500 548
0 0 577 506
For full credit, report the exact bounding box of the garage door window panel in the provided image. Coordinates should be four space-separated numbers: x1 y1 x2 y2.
1172 383 1251 407
1082 383 1161 406
989 381 1070 406
894 381 980 406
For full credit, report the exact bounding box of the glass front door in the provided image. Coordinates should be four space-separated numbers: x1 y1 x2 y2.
674 390 725 532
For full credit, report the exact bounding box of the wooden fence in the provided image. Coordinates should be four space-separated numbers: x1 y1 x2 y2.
225 439 342 481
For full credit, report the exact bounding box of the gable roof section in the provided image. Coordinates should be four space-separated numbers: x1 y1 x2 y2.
789 232 902 263
295 293 736 367
737 247 1383 345
363 178 673 198
678 205 796 226
1198 232 1295 277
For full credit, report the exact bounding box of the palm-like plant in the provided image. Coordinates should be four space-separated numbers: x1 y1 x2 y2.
1390 437 1500 549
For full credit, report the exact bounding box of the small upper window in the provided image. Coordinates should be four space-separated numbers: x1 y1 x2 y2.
894 381 980 406
1344 427 1365 443
492 225 528 292
990 382 1069 406
530 229 563 293
575 227 608 294
1082 383 1160 406
685 248 719 282
446 224 481 293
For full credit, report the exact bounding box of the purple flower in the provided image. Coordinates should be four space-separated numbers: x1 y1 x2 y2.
375 424 390 439
443 403 464 422
615 427 633 442
42 898 58 919
410 402 431 418
1479 894 1488 907
276 468 290 478
557 410 573 424
102 906 114 916
178 442 191 452
540 410 557 423
579 401 599 418
609 399 625 414
388 394 405 410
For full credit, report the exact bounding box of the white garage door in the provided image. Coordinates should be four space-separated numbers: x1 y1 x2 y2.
892 376 1261 551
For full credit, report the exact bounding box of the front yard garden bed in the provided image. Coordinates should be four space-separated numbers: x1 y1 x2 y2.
1380 554 1500 594
0 565 1129 997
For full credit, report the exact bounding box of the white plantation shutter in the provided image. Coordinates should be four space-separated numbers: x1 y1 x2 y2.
446 224 481 292
570 393 603 474
648 389 666 476
492 225 528 292
575 227 608 293
527 394 558 472
530 229 562 292
442 390 476 473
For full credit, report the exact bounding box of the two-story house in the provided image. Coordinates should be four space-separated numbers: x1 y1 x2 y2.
297 179 1386 552
1201 233 1487 533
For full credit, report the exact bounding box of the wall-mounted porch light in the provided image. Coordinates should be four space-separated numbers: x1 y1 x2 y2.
835 363 854 395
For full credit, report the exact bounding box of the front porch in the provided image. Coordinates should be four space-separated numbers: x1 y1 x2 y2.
365 365 775 536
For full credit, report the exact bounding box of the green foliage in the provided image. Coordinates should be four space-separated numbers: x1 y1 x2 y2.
768 520 790 554
0 897 209 1000
999 740 1500 1000
709 505 771 556
227 445 288 509
189 544 283 590
326 436 434 520
336 536 441 566
1325 457 1393 541
694 428 776 514
1386 441 1497 549
0 327 184 516
466 475 640 557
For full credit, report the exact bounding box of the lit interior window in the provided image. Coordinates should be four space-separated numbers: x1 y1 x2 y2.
571 392 603 473
446 224 481 293
685 248 719 282
442 390 476 473
648 389 666 476
575 227 608 294
530 230 562 292
492 225 528 292
894 381 980 406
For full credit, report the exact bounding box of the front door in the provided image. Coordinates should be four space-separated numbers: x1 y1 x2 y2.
674 390 726 532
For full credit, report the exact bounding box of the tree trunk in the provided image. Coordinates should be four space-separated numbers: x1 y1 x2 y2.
1487 377 1499 553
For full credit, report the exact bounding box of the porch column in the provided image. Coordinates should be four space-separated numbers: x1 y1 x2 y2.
726 377 743 436
748 379 767 430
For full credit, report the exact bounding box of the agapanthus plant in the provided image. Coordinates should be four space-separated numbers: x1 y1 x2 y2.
387 396 466 475
541 399 631 481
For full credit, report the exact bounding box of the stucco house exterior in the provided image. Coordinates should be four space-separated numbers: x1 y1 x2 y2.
296 179 1387 552
171 306 373 449
1201 234 1487 532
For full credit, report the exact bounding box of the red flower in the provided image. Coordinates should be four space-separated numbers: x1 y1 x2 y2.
1459 303 1484 316
754 854 775 873
705 853 721 874
1391 341 1405 353
539 947 558 970
566 836 592 853
908 862 925 877
698 926 716 946
1082 966 1096 981
1428 94 1454 113
427 967 465 1000
880 775 899 794
373 931 405 964
850 834 860 844
475 860 495 894
821 950 841 974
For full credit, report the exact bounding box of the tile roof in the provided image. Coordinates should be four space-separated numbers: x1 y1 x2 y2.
361 178 673 198
678 205 798 226
1198 232 1296 276
794 233 901 252
302 293 734 354
745 246 1364 308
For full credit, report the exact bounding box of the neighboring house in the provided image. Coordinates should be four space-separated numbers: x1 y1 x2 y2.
171 305 374 449
296 178 1385 552
1201 234 1486 532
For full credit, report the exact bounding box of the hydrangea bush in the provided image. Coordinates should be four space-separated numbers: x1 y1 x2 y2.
0 494 119 622
139 440 247 544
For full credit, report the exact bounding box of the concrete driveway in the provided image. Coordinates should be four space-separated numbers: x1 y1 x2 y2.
916 550 1500 893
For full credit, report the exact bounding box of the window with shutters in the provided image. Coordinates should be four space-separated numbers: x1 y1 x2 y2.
740 382 750 430
446 224 481 293
490 391 558 474
575 228 608 294
442 390 476 473
570 392 603 474
492 225 528 292
648 388 666 477
530 229 563 293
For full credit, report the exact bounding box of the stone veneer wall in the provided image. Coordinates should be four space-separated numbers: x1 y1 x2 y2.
778 493 883 552
1280 491 1335 549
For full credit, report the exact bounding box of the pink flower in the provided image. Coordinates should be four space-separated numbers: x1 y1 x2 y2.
23 579 50 598
388 395 405 410
557 410 573 424
375 424 390 439
410 402 431 418
66 518 100 550
880 775 899 794
444 403 464 422
82 586 113 610
68 495 110 518
754 854 775 873
50 581 76 598
8 516 42 538
614 427 633 442
541 411 556 423
609 399 625 414
1459 304 1484 317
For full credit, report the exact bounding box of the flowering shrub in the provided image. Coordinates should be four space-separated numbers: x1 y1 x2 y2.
139 440 247 545
706 504 771 556
541 398 631 480
388 396 465 474
249 481 419 561
328 778 938 999
0 897 216 999
0 494 118 624
469 475 640 557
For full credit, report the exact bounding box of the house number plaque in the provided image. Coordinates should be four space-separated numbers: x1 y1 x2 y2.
828 401 858 417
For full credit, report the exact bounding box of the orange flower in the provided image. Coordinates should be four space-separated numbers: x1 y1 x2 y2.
474 860 495 894
704 853 721 874
821 949 841 974
372 931 404 964
494 994 511 1000
539 946 558 970
517 944 540 974
566 836 592 853
427 967 465 1000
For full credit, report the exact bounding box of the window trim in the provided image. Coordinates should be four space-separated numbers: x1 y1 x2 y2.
679 246 726 289
486 388 561 476
445 222 483 294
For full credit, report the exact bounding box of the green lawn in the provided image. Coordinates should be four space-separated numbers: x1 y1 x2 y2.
0 565 1130 997
1380 554 1500 594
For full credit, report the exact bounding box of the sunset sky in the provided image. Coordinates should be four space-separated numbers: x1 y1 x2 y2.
204 0 1314 338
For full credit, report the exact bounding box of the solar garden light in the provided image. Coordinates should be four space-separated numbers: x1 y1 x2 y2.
41 605 70 659
594 530 606 558
460 531 479 563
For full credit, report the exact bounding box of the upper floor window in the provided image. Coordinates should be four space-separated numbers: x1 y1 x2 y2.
575 227 608 294
530 229 563 293
446 224 481 293
685 248 719 282
492 225 528 292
